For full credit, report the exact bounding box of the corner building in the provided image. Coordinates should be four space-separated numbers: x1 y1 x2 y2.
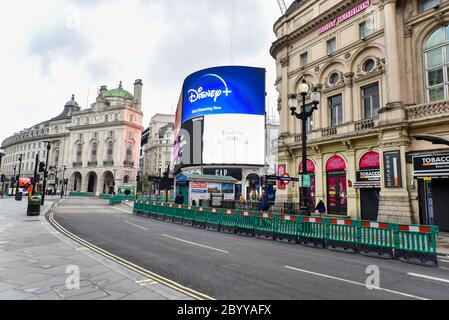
271 0 449 231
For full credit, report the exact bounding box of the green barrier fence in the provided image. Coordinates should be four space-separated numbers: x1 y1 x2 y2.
70 192 94 197
130 202 440 267
99 194 112 199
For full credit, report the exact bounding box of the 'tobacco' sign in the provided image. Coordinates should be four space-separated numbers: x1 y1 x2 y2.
319 0 370 34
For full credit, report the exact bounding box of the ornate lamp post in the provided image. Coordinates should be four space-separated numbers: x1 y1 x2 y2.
0 148 4 198
15 154 23 200
289 79 321 215
41 142 52 205
61 166 66 198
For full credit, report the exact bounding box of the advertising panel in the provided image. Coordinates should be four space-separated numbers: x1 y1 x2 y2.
383 151 403 188
413 153 449 177
173 66 266 170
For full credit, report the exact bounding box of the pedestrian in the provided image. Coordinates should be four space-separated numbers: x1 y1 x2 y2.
315 199 326 215
259 190 270 212
239 193 244 202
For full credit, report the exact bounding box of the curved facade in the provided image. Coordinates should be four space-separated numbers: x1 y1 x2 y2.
1 80 144 196
271 0 449 230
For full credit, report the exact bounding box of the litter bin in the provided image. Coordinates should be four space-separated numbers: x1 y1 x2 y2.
15 191 23 201
27 196 41 216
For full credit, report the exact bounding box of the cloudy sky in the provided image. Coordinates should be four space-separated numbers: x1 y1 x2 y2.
0 0 283 142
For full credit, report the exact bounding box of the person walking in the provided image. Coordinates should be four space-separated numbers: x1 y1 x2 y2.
259 191 270 212
315 199 326 215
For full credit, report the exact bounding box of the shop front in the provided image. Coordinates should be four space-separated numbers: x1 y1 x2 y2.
326 156 347 216
355 152 381 221
299 159 316 209
413 152 449 232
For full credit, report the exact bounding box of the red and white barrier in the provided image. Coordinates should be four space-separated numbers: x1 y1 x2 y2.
303 217 323 223
223 209 235 215
399 225 431 233
239 211 253 217
258 212 273 219
280 215 296 221
209 208 220 213
361 222 389 229
330 219 353 226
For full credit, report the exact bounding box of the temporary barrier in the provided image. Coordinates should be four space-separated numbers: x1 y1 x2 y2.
156 202 167 221
275 214 299 243
165 203 176 223
357 221 395 259
299 217 326 249
206 208 221 231
326 219 357 254
148 202 158 219
193 207 207 229
394 224 439 267
220 209 237 233
236 211 256 236
183 205 194 226
254 212 276 240
174 204 184 224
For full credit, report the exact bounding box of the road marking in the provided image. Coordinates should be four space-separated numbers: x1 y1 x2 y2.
440 259 449 264
124 220 148 231
162 234 229 254
408 273 449 285
48 211 214 300
111 206 134 215
136 279 158 286
285 266 429 300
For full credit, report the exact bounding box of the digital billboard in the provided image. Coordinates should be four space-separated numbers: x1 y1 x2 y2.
173 66 266 170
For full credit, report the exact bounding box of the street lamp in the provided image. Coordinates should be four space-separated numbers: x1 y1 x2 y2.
289 79 321 215
113 169 117 195
0 148 4 199
12 165 17 196
41 141 52 205
61 166 66 198
15 154 23 200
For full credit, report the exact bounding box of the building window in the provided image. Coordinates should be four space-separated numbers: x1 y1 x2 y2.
362 83 380 119
107 141 113 162
421 0 448 12
300 52 308 66
126 143 133 163
424 25 449 102
329 72 340 85
363 59 376 72
327 37 337 55
54 149 59 165
76 144 82 163
91 143 97 162
359 20 373 39
329 94 343 126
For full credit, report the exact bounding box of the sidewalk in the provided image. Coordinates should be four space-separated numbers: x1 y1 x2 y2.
0 197 191 300
437 233 449 256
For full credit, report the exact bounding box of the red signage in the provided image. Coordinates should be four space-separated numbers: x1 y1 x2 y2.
326 156 346 171
299 159 316 174
360 152 380 169
278 164 286 189
282 173 290 185
319 0 370 34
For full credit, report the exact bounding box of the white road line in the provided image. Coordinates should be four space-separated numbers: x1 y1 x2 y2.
285 266 429 300
440 259 449 264
124 220 148 231
111 206 133 215
162 234 229 254
408 273 449 285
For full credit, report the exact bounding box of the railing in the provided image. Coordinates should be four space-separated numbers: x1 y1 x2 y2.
321 127 337 137
88 161 98 167
72 162 83 167
103 160 114 166
123 161 134 167
406 100 449 120
355 118 375 131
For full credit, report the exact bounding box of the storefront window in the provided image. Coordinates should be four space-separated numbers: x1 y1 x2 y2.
424 25 449 102
326 156 347 216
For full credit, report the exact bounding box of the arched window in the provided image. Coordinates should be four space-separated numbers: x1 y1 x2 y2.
91 142 97 162
424 25 449 102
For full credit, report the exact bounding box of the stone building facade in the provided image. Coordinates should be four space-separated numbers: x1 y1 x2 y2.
1 80 144 196
271 0 449 231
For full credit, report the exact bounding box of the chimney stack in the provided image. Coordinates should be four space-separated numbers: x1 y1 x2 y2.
134 79 143 110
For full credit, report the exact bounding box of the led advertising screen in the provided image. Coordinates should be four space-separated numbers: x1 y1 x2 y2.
173 66 266 169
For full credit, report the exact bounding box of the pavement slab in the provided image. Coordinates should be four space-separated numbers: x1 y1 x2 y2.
0 198 190 300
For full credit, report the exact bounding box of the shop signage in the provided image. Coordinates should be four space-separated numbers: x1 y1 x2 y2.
326 156 346 171
360 152 380 169
203 167 243 180
319 0 370 34
299 159 316 174
278 164 286 189
384 151 403 188
191 182 207 193
356 169 381 182
413 153 449 177
302 174 311 188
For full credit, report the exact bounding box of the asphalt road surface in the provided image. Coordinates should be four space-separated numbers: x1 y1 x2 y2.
51 198 449 300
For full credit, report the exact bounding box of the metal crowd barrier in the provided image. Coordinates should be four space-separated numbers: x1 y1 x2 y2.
130 200 440 267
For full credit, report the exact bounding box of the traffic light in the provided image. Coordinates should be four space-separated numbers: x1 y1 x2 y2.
136 175 140 183
38 162 46 173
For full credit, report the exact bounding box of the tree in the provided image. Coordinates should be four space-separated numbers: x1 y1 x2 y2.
140 174 149 193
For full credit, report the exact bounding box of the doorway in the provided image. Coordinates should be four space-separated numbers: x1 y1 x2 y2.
432 179 449 232
360 188 380 221
87 173 97 193
327 173 347 215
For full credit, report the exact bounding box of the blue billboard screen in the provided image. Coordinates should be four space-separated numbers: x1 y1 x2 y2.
182 66 266 123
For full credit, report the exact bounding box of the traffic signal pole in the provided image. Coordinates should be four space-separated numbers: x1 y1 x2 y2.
41 142 51 205
32 154 39 196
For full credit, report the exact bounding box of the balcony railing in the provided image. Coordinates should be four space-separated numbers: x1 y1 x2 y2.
73 161 83 167
103 160 114 166
321 127 337 137
406 100 449 121
88 161 98 167
355 118 375 131
124 160 134 167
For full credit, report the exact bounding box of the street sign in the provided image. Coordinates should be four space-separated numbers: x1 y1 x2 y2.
302 174 311 188
281 174 290 185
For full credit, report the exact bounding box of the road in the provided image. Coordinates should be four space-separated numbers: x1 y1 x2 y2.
51 198 449 300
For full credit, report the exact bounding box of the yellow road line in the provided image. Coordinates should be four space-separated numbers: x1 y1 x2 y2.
48 211 214 300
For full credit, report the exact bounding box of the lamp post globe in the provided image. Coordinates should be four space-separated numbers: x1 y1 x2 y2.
299 79 310 96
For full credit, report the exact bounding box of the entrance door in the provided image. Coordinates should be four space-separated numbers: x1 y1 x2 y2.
327 173 347 215
432 179 449 232
360 188 380 221
88 175 95 193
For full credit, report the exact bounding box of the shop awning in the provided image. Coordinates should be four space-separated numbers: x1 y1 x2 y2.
412 134 449 146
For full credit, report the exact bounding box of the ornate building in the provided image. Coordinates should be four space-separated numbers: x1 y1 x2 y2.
271 0 449 231
1 80 144 196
